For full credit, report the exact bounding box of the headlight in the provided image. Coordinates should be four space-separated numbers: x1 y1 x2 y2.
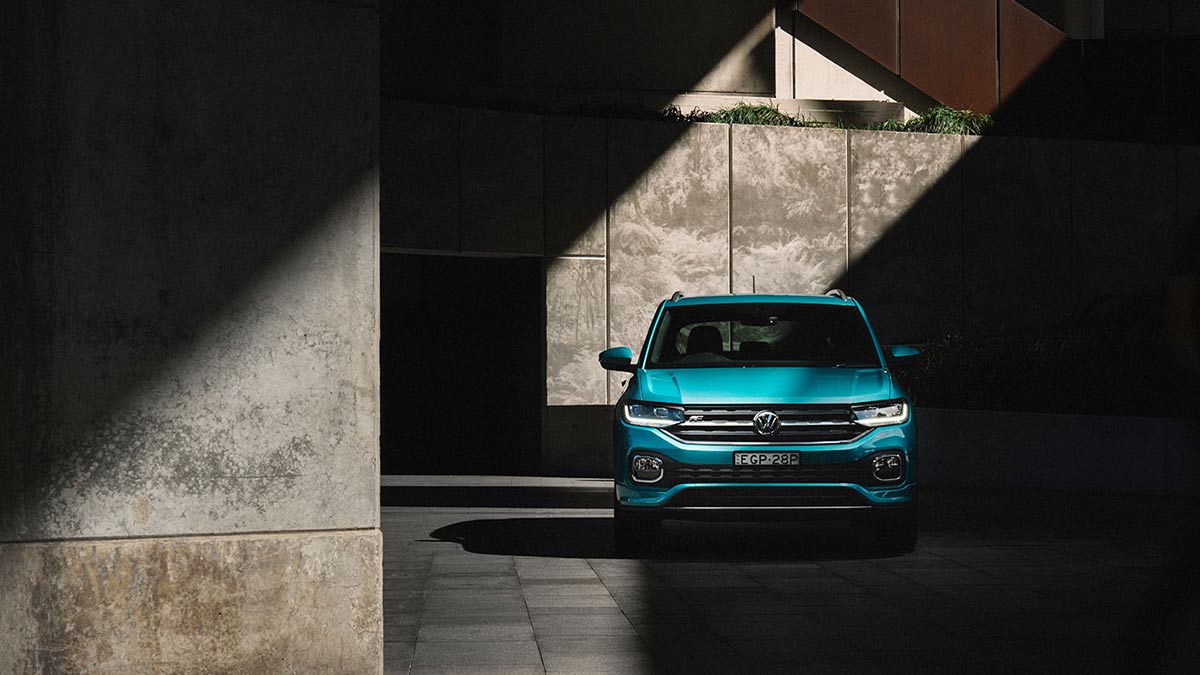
622 403 685 428
851 400 909 427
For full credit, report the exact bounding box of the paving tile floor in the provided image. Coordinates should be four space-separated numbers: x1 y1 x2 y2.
382 487 1200 674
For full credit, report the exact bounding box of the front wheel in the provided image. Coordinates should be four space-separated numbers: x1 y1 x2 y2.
613 499 660 557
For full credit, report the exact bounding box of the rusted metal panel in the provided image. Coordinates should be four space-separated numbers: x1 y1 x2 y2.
900 0 999 113
999 0 1068 101
795 0 900 73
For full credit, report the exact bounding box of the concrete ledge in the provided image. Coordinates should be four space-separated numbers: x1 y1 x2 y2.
919 407 1197 495
0 529 382 673
460 86 905 125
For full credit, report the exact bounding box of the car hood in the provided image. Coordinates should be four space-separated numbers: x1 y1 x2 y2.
633 366 894 406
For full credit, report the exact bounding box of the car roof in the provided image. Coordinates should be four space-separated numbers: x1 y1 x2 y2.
665 293 857 307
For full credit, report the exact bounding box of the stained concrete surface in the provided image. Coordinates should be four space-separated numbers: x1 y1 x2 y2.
382 484 1198 673
847 130 964 341
1 0 380 543
0 529 382 673
731 125 848 295
607 120 730 402
546 258 607 407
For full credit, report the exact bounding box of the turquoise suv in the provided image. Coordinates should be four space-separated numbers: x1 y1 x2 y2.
599 291 919 554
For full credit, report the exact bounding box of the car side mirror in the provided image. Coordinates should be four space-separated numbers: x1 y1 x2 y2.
599 346 637 373
887 344 921 364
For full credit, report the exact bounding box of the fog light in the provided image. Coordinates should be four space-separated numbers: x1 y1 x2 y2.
631 455 664 484
872 453 904 482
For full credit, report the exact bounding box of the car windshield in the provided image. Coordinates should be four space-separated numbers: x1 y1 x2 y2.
645 303 881 369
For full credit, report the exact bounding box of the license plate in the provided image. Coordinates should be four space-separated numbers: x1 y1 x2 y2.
733 452 801 466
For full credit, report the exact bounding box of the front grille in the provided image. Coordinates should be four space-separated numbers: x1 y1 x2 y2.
664 405 867 445
665 486 868 508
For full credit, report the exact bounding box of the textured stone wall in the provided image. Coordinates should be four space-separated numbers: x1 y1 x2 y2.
607 121 732 402
546 259 607 408
382 102 1194 474
847 130 964 339
731 125 848 296
2 0 381 670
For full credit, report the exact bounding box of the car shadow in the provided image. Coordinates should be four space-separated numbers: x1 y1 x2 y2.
429 516 899 560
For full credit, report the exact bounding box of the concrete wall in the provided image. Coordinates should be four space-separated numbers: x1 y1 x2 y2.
2 1 381 671
383 101 1195 475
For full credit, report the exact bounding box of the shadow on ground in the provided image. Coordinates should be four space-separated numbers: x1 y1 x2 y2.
383 486 610 508
414 486 1197 555
430 517 895 561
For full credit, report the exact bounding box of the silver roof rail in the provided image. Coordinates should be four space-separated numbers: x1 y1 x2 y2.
825 289 851 301
670 291 685 302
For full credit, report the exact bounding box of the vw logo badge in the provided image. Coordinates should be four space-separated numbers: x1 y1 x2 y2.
752 410 781 436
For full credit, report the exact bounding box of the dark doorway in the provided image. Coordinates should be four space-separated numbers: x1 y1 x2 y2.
380 253 543 475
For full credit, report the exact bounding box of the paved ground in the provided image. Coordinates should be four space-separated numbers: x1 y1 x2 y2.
382 480 1200 673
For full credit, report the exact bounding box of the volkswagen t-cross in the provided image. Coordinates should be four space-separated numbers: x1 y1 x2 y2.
599 291 919 554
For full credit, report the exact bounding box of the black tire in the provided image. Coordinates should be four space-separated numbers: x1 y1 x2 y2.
613 501 660 557
864 502 918 555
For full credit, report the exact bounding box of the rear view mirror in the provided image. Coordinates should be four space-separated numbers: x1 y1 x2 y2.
887 344 921 364
599 346 637 373
739 314 778 327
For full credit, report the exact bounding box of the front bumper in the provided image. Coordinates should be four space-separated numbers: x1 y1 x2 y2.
613 416 916 512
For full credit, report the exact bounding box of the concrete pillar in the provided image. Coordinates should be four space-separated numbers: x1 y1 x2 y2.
1 1 381 671
774 0 796 98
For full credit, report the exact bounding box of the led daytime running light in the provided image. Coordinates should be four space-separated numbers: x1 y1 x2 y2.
623 403 685 428
852 401 909 427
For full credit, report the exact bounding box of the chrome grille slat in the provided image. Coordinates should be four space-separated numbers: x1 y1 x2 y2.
666 404 866 444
